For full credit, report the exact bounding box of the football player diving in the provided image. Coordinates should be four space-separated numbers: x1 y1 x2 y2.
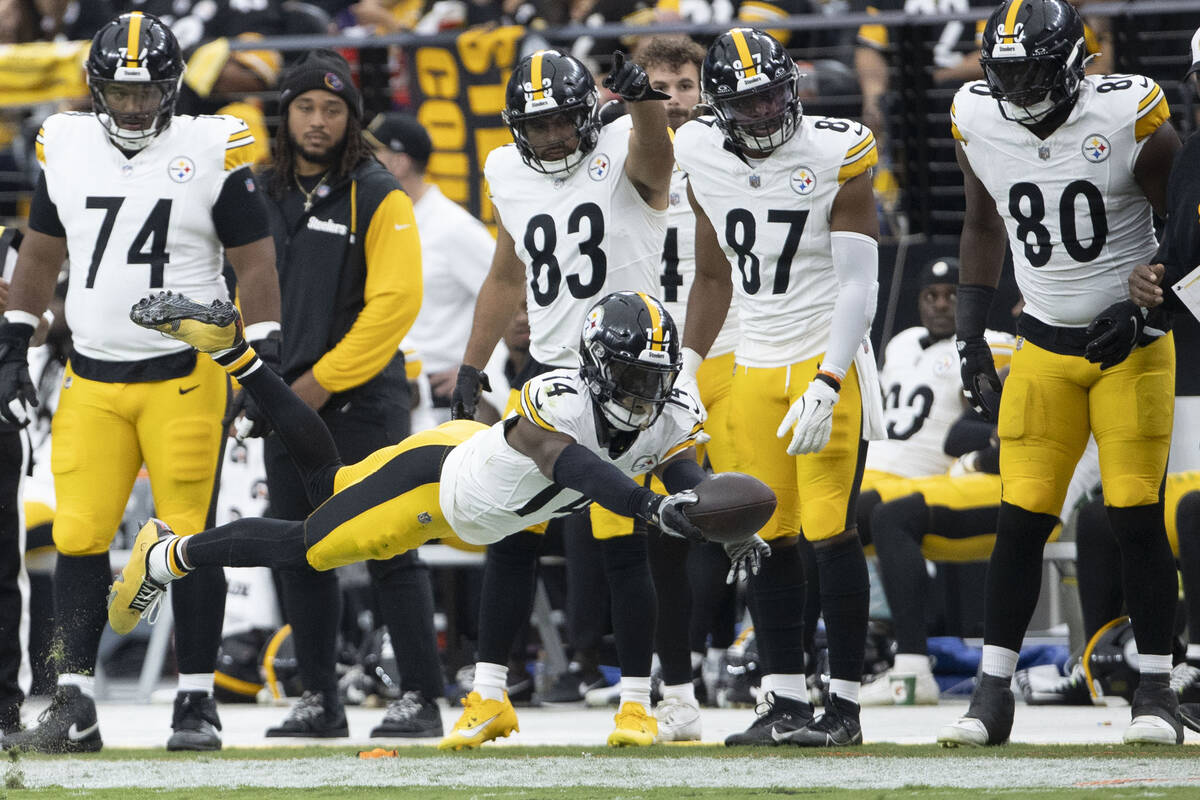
939 0 1183 747
107 291 769 746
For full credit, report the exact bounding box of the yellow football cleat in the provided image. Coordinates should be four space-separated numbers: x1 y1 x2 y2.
607 701 657 747
129 291 243 354
107 518 173 635
437 692 518 750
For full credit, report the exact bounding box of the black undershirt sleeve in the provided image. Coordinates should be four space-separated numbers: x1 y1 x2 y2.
28 172 65 238
552 443 659 521
212 167 271 249
659 456 707 494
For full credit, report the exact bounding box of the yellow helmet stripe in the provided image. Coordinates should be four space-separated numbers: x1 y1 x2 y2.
126 11 144 68
1002 0 1025 41
637 292 664 351
531 51 546 100
731 29 758 78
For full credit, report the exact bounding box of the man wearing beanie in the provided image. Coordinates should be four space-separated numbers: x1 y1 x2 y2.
243 49 426 738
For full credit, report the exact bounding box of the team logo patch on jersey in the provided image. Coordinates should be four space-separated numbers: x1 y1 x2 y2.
789 167 816 195
633 455 658 472
933 353 955 378
1082 134 1111 163
588 153 611 181
168 156 196 183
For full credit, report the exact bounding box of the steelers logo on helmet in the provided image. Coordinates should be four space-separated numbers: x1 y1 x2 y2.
980 0 1088 124
701 28 802 157
504 50 601 177
86 11 186 152
579 292 682 433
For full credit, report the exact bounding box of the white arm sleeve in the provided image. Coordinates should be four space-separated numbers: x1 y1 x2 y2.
822 231 879 380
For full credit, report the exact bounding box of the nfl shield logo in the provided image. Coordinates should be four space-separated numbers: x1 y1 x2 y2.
748 174 761 188
1038 145 1051 160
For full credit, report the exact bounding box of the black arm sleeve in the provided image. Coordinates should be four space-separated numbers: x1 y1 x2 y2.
660 456 707 494
28 172 65 238
552 443 659 520
943 409 995 457
212 167 271 249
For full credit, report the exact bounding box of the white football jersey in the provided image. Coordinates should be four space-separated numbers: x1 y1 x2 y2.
439 369 705 545
37 112 255 362
675 115 878 367
866 327 1014 477
952 75 1169 327
485 115 666 368
662 166 739 358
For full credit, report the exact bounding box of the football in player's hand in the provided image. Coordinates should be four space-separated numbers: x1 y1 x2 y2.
683 472 776 544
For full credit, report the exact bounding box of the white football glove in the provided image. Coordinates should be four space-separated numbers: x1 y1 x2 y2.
776 378 840 455
724 535 770 584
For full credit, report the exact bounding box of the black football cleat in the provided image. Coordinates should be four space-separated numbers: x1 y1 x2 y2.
724 691 814 746
1124 673 1184 745
1 685 102 753
370 691 444 738
167 691 222 751
130 291 243 354
778 692 862 747
265 691 349 738
937 673 1014 747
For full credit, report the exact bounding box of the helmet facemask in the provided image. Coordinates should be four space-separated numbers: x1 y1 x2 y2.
88 72 182 151
982 31 1085 124
582 345 679 432
708 69 801 156
504 102 600 177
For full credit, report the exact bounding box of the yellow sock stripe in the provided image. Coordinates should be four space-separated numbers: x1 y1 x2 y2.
166 539 184 577
1081 615 1129 699
126 12 144 68
225 348 258 375
1002 0 1024 40
731 29 757 78
531 51 546 100
637 292 664 350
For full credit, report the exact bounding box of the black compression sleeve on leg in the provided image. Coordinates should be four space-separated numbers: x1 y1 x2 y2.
1176 491 1200 647
52 553 111 675
563 514 608 655
814 533 871 683
983 502 1057 652
278 566 342 698
603 534 656 679
172 565 227 674
870 494 931 655
183 518 311 570
688 540 737 651
239 365 342 506
1074 497 1124 641
1108 502 1179 658
746 540 807 675
477 530 543 665
650 530 693 686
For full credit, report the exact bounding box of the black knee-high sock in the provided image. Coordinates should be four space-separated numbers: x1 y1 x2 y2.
563 515 607 661
1108 502 1179 658
815 533 871 683
602 534 656 679
856 489 882 549
477 530 542 665
1074 497 1124 640
1175 491 1200 648
687 540 736 650
172 565 227 675
52 553 111 676
184 518 310 570
369 552 444 699
649 530 692 686
871 494 931 655
231 352 342 506
746 540 806 675
278 566 342 698
983 502 1057 652
797 535 820 668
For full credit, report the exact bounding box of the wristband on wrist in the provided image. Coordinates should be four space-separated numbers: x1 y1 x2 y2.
815 369 842 391
955 284 997 340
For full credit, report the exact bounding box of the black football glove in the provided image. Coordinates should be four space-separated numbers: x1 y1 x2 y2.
650 491 703 542
450 365 492 421
1085 300 1160 370
0 320 37 428
724 534 770 584
956 336 1001 420
603 50 670 102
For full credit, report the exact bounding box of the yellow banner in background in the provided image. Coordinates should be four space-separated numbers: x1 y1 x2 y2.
407 26 522 225
0 41 89 108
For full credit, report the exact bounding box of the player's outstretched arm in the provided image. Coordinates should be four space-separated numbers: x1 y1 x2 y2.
681 181 732 366
611 51 673 210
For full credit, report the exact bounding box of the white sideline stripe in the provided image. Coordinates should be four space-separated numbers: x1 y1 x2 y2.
16 757 1200 790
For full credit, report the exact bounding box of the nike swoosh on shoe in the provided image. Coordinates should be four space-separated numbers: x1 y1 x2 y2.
457 713 500 739
68 722 99 741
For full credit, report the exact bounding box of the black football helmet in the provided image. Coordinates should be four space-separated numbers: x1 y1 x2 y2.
87 11 185 151
580 292 682 432
503 49 601 176
980 0 1087 123
701 28 801 156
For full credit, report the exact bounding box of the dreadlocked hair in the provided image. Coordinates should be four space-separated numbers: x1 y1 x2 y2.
268 111 372 201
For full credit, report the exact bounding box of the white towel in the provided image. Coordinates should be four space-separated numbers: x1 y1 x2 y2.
854 338 887 441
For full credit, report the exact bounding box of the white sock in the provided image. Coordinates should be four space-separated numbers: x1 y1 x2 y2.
146 537 187 584
58 673 95 698
981 645 1020 680
690 651 704 670
1139 653 1172 675
769 672 808 703
472 662 508 702
619 676 652 709
894 653 932 675
829 678 860 704
178 673 214 695
662 682 696 706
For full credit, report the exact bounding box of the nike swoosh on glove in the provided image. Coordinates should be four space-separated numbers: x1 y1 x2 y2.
653 491 703 542
725 535 770 584
777 379 840 455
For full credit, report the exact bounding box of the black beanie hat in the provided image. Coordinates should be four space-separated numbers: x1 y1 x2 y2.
279 49 363 119
917 257 960 290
